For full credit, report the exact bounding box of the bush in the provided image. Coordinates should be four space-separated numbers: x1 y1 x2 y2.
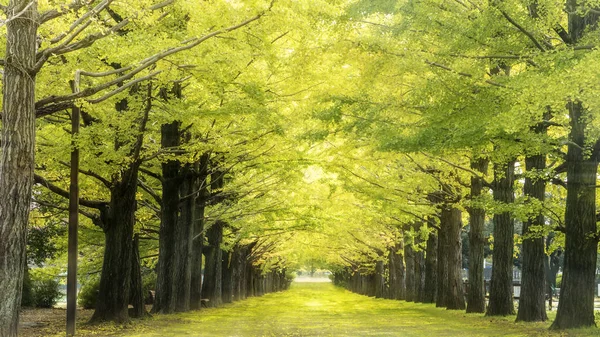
21 268 35 307
78 279 100 309
32 278 62 308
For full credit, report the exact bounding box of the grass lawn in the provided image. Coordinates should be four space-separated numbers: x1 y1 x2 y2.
22 283 600 336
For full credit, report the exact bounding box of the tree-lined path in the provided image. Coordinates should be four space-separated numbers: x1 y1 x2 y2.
4 0 600 336
23 282 590 337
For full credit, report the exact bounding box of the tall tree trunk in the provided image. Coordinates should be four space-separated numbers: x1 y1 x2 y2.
388 241 406 300
91 172 140 323
436 214 449 308
446 207 465 310
174 163 194 312
152 121 181 314
202 221 224 307
0 1 38 335
551 101 599 329
487 159 516 316
190 154 209 310
404 236 416 302
415 246 426 302
467 158 488 313
516 151 547 322
423 230 438 303
374 260 385 298
222 250 234 304
551 3 599 329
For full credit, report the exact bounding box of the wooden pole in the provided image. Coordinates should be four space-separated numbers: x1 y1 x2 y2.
67 74 81 336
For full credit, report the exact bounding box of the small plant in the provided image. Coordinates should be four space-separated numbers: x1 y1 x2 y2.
78 279 100 309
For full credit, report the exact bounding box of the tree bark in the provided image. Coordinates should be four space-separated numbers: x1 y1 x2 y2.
436 214 449 308
0 1 38 335
222 250 234 303
423 230 438 303
152 121 181 314
551 101 598 329
202 221 223 307
129 234 146 318
174 163 194 312
516 152 547 322
374 260 385 298
487 159 516 316
91 174 139 323
190 154 209 309
388 241 406 300
445 207 465 310
466 158 488 313
404 236 416 302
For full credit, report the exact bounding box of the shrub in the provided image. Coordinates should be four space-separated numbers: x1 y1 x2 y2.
78 279 100 309
32 278 62 308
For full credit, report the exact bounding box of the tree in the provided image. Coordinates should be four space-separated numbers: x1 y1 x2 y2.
0 2 38 335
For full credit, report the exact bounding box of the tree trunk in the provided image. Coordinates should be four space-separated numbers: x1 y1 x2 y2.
436 215 449 308
0 1 38 335
129 234 146 318
424 230 438 303
414 236 426 302
152 121 181 314
202 221 223 307
222 250 234 303
174 163 194 312
404 237 416 302
516 152 547 322
190 154 209 310
446 207 465 310
551 101 598 329
487 159 516 316
467 158 488 313
374 260 385 298
91 173 140 323
388 241 406 300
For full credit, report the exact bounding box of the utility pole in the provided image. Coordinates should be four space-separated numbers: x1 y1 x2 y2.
67 72 81 336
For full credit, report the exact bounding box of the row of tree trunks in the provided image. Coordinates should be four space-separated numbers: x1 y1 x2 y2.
337 206 464 312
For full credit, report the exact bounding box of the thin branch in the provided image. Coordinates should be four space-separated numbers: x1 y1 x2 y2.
34 18 130 73
0 1 35 30
34 174 108 210
35 10 268 111
138 179 161 205
59 160 111 188
420 152 486 180
139 167 163 182
425 60 507 87
498 10 548 51
38 0 95 24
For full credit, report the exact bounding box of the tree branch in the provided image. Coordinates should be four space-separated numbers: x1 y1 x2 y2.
34 174 108 209
498 10 548 51
59 160 111 188
38 0 96 24
34 10 268 113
